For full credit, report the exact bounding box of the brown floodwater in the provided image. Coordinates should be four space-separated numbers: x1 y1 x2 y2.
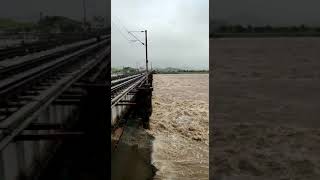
148 74 209 179
211 38 320 179
111 74 209 180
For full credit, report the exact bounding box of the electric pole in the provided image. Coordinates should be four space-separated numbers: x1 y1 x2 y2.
128 30 150 84
105 0 108 28
145 30 148 75
83 0 87 30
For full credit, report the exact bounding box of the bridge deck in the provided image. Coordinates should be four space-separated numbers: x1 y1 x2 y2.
0 33 110 180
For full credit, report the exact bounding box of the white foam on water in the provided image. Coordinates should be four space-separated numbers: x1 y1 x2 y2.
148 74 209 179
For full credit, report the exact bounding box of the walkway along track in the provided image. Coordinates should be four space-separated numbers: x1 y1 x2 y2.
0 36 110 179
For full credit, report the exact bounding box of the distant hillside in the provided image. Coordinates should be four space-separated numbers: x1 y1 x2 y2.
155 67 208 74
0 16 86 33
210 19 320 38
38 16 83 33
157 67 181 72
210 19 228 29
0 18 35 31
111 67 140 74
210 16 320 37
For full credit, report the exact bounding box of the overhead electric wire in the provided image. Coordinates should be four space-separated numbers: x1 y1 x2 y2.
114 17 130 33
128 31 144 45
111 20 131 42
112 17 150 71
114 17 145 46
112 17 145 50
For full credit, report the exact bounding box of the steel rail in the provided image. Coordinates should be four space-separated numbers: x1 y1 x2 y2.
0 42 58 61
111 74 145 94
0 38 103 77
111 75 146 107
0 39 109 99
111 73 144 86
0 46 110 151
111 71 144 80
0 34 110 61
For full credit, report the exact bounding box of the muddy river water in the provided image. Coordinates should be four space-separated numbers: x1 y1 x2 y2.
148 74 209 179
111 74 209 180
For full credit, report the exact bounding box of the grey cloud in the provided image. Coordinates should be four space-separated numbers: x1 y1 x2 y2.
112 0 208 70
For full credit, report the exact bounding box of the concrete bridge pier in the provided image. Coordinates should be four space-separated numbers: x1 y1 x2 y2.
135 74 153 129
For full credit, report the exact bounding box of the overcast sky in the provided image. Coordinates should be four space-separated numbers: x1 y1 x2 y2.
0 0 110 22
112 0 208 70
212 0 320 26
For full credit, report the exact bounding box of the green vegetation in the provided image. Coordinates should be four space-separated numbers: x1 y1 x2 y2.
112 67 140 74
0 16 109 34
112 67 208 74
0 16 82 33
155 67 208 74
38 16 83 33
215 24 320 33
111 67 122 74
0 18 35 32
210 24 320 38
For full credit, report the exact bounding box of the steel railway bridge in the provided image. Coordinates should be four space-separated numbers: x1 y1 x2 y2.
111 72 153 151
0 32 153 179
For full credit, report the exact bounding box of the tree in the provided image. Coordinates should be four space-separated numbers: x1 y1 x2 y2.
123 67 138 74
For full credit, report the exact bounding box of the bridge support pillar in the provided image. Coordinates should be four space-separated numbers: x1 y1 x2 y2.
135 81 153 129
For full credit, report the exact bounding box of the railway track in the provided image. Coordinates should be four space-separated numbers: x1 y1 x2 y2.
0 41 62 61
111 73 147 107
0 38 101 79
111 72 152 152
110 72 149 128
111 72 143 80
0 34 109 61
0 37 110 151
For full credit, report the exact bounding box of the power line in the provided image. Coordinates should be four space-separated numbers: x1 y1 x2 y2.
114 16 130 33
114 17 144 46
128 31 144 45
112 18 150 74
112 22 141 49
111 20 131 42
112 18 145 48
